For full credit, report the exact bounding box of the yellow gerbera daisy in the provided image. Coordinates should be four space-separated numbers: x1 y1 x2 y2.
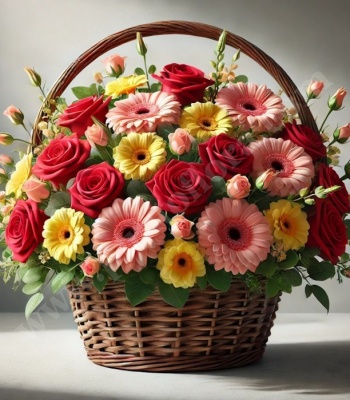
156 238 206 288
42 208 91 264
264 199 310 251
5 153 32 198
113 132 166 181
105 74 147 98
179 101 233 142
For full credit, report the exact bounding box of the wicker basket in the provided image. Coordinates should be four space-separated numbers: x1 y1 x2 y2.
33 21 317 372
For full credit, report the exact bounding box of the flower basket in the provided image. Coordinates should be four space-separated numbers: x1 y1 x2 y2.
2 20 350 373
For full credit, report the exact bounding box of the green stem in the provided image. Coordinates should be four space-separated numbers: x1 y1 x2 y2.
13 138 32 146
319 109 333 132
143 55 151 91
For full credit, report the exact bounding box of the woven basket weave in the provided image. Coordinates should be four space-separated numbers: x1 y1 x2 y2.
34 21 317 372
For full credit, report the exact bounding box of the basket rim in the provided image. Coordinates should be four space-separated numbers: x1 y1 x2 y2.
31 20 318 142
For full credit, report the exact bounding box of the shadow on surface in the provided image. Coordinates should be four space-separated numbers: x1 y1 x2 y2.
205 341 350 395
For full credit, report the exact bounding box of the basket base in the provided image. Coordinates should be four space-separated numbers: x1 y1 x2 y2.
68 280 279 372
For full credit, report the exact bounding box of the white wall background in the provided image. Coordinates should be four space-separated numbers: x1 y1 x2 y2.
0 0 349 313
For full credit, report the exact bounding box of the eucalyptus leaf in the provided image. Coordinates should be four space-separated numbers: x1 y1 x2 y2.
22 266 43 284
25 293 44 320
22 281 44 295
51 270 75 294
134 67 145 75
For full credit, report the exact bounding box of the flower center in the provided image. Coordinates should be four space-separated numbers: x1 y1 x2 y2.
114 219 144 247
174 253 192 270
271 160 284 171
242 102 256 111
130 103 158 118
199 117 217 130
238 98 266 115
135 107 150 115
265 154 294 177
218 218 252 250
58 227 73 244
132 149 151 165
279 215 294 234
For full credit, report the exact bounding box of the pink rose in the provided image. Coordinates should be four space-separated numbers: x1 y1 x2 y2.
152 63 214 106
255 169 278 191
198 133 254 180
57 96 111 137
32 134 91 187
334 123 350 143
328 87 347 110
146 159 212 215
170 214 195 239
227 174 251 199
168 128 194 155
22 176 50 202
69 162 125 219
85 124 108 147
80 257 100 277
306 80 324 99
101 54 126 76
5 199 48 262
0 154 13 165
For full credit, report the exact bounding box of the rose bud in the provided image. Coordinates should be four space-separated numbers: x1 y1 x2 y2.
22 176 50 203
255 169 278 191
0 133 14 146
80 257 100 277
328 87 347 111
136 32 147 56
24 67 42 87
168 128 194 155
101 54 126 77
226 174 251 199
333 123 350 143
170 214 195 239
94 72 103 84
0 154 13 165
3 105 24 125
85 124 109 147
306 80 324 99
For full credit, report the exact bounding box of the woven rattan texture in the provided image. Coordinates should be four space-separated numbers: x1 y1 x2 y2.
67 280 280 372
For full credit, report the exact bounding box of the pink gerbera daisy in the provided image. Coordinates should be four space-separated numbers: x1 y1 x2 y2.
215 82 285 133
196 198 273 274
106 91 181 134
249 137 315 197
91 196 166 273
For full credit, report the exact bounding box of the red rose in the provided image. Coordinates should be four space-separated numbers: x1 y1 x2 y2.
5 199 48 263
32 135 91 187
57 96 111 137
279 122 327 162
198 133 254 180
69 162 125 218
152 63 214 106
146 159 212 215
307 199 347 264
315 163 350 216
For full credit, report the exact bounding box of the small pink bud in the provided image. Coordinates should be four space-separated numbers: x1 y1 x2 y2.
168 128 194 155
101 54 126 77
80 257 100 277
328 87 347 111
170 214 195 239
85 124 108 147
255 168 278 191
22 176 50 202
226 174 251 199
334 123 350 143
3 105 24 125
0 154 13 165
0 133 14 146
306 80 324 99
94 72 103 84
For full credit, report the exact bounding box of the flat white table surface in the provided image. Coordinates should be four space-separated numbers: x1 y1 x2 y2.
0 312 349 400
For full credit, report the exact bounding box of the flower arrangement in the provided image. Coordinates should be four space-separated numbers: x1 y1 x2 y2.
1 31 350 319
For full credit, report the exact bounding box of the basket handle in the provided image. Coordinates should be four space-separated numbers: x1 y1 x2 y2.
32 20 318 140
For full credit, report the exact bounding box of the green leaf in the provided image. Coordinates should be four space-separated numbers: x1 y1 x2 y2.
305 284 312 298
94 143 114 165
22 266 43 283
266 277 281 298
300 247 320 268
22 281 44 295
134 67 145 76
139 267 161 285
17 265 30 280
45 192 71 217
148 65 156 74
234 75 248 83
158 281 189 308
71 85 98 99
104 266 124 281
256 260 278 277
93 270 109 292
306 284 330 312
25 293 44 320
308 261 335 281
278 250 299 269
124 274 154 306
196 275 207 289
126 179 153 199
211 176 227 197
207 267 231 292
281 269 302 287
51 270 75 294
